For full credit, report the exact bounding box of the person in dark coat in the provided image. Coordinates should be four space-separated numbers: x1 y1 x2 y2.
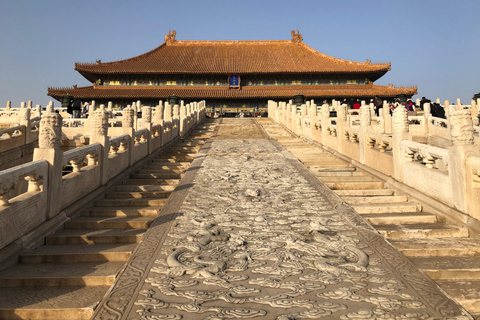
374 96 382 116
72 98 82 118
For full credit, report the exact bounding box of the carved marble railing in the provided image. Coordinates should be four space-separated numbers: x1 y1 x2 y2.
0 100 207 253
467 157 480 183
0 125 24 140
269 99 480 223
61 143 103 210
63 118 88 127
366 133 392 152
62 143 101 172
325 124 337 137
0 100 206 159
108 134 130 156
349 116 361 127
0 123 38 153
0 160 49 249
402 140 449 170
108 118 123 127
344 127 359 143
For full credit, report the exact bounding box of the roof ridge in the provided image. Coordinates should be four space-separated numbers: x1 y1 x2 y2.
169 40 293 46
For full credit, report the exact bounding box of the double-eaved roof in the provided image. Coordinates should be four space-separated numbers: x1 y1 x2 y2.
48 31 417 101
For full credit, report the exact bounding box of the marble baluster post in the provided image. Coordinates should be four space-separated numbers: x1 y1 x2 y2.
392 105 410 181
90 105 110 184
449 110 478 213
33 109 63 219
359 105 372 164
142 106 152 154
122 106 135 166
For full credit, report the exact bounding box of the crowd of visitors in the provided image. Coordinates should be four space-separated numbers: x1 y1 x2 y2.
66 99 91 118
335 96 447 119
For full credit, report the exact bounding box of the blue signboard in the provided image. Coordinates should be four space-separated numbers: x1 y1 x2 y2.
229 75 240 87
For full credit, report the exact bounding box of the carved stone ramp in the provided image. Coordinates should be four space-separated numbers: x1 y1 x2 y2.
258 117 480 319
0 121 217 320
90 118 470 319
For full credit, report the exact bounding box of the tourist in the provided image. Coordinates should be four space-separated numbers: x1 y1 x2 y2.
353 99 361 110
82 101 90 116
405 99 416 116
419 96 430 110
72 98 82 118
348 98 356 109
389 101 396 115
374 96 382 116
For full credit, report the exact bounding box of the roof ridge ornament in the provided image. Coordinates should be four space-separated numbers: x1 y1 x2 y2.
165 30 177 44
291 30 303 43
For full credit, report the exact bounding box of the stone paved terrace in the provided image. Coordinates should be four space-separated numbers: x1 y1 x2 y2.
91 118 472 320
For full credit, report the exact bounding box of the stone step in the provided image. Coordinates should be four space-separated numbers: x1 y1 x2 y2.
0 261 125 287
168 146 201 151
353 202 421 214
46 229 146 245
94 197 168 207
390 238 480 257
325 181 385 190
344 195 408 205
149 161 192 167
363 212 438 225
0 286 110 320
152 157 193 163
161 152 197 157
375 223 470 240
105 191 173 199
115 184 176 192
137 167 185 173
19 243 136 263
81 206 159 217
314 171 366 177
436 280 480 313
298 158 348 163
122 178 180 185
409 256 480 280
131 173 183 179
302 161 352 167
156 156 194 162
309 166 356 172
66 216 155 230
334 189 395 197
286 147 319 152
295 154 345 159
290 152 326 158
318 175 380 182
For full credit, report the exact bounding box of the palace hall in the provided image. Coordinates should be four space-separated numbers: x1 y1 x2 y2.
47 30 417 114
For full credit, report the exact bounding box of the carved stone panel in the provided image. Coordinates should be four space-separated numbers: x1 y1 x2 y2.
450 110 474 146
38 113 62 149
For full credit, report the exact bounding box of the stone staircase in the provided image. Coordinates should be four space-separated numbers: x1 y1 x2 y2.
260 121 480 318
0 122 216 320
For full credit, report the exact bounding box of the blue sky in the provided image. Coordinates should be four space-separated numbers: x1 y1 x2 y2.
0 0 479 108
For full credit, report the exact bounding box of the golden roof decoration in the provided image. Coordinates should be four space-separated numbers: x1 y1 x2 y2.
165 30 177 44
291 30 303 43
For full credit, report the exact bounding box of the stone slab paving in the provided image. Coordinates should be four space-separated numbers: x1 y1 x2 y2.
92 119 472 320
